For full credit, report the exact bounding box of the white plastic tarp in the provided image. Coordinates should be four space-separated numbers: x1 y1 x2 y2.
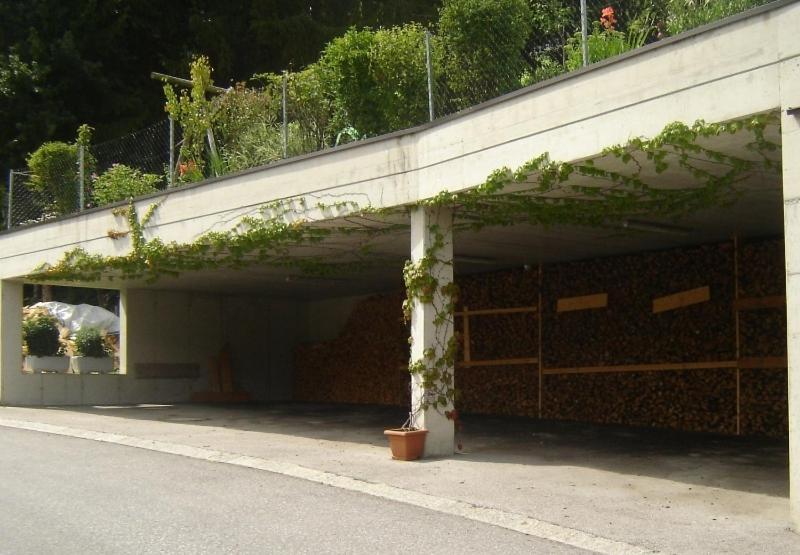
33 302 120 335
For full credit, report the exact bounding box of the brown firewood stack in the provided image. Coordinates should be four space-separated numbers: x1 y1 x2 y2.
293 237 788 438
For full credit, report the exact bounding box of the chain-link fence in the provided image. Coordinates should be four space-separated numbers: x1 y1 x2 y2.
4 0 774 231
91 119 174 183
5 119 177 229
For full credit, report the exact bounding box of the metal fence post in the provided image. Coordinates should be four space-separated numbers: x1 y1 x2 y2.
169 116 175 187
580 0 589 67
282 71 288 158
78 145 85 211
7 170 14 230
425 30 435 122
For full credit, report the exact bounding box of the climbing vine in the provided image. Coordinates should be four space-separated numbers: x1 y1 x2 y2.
402 214 461 430
29 114 779 284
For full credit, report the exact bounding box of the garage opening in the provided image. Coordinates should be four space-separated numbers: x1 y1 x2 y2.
294 235 787 440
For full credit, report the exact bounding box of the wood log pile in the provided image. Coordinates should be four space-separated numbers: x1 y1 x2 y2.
456 364 538 417
739 239 785 297
293 293 410 406
542 243 736 367
457 268 538 308
542 369 737 434
740 369 788 438
466 313 537 360
737 238 787 437
293 237 788 438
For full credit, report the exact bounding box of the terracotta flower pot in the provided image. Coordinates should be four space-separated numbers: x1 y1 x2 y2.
384 428 428 461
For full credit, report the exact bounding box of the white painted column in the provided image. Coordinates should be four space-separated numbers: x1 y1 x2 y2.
409 206 454 457
0 280 24 404
780 56 800 530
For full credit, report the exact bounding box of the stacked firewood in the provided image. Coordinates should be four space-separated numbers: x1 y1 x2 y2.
293 293 409 406
739 239 785 297
738 238 787 436
293 237 787 438
542 243 736 367
542 369 737 434
457 268 538 309
456 364 538 418
740 369 788 437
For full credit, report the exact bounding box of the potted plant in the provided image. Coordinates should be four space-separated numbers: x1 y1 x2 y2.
23 315 69 373
384 412 428 461
70 327 113 374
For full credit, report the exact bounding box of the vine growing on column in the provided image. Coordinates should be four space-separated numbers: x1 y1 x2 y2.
402 211 462 439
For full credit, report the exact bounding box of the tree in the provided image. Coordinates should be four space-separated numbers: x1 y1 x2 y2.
0 0 442 172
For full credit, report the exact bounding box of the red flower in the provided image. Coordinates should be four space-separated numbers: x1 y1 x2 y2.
600 6 617 31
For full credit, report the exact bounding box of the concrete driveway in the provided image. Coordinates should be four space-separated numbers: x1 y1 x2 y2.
0 402 793 553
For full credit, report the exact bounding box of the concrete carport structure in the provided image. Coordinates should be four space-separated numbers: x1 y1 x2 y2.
1 0 799 528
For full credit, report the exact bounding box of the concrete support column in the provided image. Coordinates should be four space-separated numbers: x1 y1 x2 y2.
0 280 24 403
409 206 454 457
781 58 800 530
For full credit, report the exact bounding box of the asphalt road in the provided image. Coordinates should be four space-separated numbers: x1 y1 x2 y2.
0 427 585 554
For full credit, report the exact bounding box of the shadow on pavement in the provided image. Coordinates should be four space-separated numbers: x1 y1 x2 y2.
38 401 788 497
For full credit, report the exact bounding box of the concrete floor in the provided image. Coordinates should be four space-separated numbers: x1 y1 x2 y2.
0 402 794 553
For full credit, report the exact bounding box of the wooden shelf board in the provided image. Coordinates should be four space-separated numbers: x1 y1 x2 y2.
457 357 538 368
455 306 537 317
544 360 737 375
734 296 786 310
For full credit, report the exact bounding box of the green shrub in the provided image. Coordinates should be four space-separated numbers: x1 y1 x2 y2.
665 0 766 36
438 0 532 109
74 327 108 358
23 315 61 357
222 121 316 173
27 142 80 215
318 23 430 137
164 56 215 182
92 164 160 206
26 125 95 215
564 6 654 71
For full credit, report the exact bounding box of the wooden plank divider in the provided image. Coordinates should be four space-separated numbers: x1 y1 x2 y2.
737 356 788 369
455 306 537 317
543 360 738 375
652 286 710 314
734 296 786 310
457 357 539 368
556 293 608 313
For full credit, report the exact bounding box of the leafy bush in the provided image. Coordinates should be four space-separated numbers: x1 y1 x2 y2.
665 0 766 36
214 84 280 155
564 6 653 71
164 56 216 181
92 164 160 206
27 142 89 215
74 327 108 358
23 315 61 357
222 121 316 173
250 65 337 154
318 23 430 137
438 0 532 109
520 57 564 87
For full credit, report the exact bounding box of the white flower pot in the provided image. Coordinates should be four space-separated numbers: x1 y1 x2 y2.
24 356 70 373
70 356 114 374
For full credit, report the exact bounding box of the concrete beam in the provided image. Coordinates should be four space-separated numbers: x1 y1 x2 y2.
409 206 454 457
780 55 800 530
